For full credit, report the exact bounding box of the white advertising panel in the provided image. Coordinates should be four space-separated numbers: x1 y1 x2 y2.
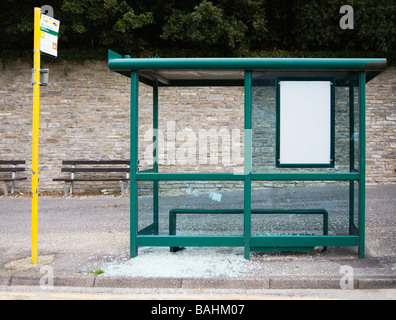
278 80 333 166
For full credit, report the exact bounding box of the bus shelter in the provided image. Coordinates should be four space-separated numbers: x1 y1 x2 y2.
108 50 386 259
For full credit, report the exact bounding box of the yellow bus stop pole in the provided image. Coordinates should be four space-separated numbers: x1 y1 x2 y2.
32 7 41 264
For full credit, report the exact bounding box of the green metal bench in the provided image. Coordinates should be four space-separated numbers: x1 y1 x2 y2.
169 208 328 253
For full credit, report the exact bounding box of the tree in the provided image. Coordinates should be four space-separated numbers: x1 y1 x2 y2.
161 0 248 55
0 0 393 59
0 0 153 53
292 0 395 52
60 0 153 51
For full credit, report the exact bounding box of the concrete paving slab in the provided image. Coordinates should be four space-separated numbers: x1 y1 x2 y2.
181 278 270 290
0 275 11 286
94 276 182 289
53 275 95 288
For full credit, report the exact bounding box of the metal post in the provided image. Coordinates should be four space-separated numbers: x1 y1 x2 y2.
130 72 139 257
70 165 75 195
349 84 355 234
153 80 159 234
11 164 16 194
1 182 8 196
31 7 41 264
244 71 252 259
358 72 366 259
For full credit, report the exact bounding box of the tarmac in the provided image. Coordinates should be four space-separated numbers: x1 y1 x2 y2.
0 184 395 296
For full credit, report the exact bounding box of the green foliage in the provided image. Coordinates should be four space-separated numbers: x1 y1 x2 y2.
161 0 269 54
60 0 153 50
292 0 396 52
354 0 396 52
161 1 247 53
88 269 104 275
0 0 394 61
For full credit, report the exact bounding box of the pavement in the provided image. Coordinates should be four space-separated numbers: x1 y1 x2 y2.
0 184 395 298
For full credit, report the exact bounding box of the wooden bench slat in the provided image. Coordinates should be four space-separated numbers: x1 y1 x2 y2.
0 177 27 182
62 160 130 165
0 160 25 165
0 168 26 172
61 168 130 173
53 179 129 181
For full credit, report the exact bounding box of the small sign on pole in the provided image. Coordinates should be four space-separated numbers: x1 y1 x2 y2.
40 14 60 57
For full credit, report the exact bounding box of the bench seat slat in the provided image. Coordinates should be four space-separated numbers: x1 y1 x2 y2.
62 160 130 165
61 168 130 173
0 160 25 165
0 177 27 182
0 168 26 172
53 178 129 182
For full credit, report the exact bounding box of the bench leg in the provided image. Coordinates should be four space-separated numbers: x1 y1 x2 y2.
169 213 182 252
1 182 8 196
120 181 125 197
11 170 16 194
62 182 69 197
124 180 130 195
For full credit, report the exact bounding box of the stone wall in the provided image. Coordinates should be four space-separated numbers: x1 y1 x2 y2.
366 67 396 184
0 60 394 195
0 60 131 195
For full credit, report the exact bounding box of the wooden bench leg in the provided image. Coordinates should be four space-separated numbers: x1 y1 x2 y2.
1 182 8 196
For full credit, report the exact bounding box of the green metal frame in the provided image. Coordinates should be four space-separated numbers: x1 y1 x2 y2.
130 72 139 257
108 49 385 75
109 50 386 260
244 71 252 259
169 208 329 252
275 77 336 168
358 72 366 258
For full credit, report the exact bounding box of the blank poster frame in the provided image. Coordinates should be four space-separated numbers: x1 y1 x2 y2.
276 77 335 168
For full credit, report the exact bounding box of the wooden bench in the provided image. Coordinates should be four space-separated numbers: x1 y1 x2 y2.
53 160 130 197
169 208 328 252
0 160 27 196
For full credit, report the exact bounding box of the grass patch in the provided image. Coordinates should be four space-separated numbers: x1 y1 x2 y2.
88 269 104 275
